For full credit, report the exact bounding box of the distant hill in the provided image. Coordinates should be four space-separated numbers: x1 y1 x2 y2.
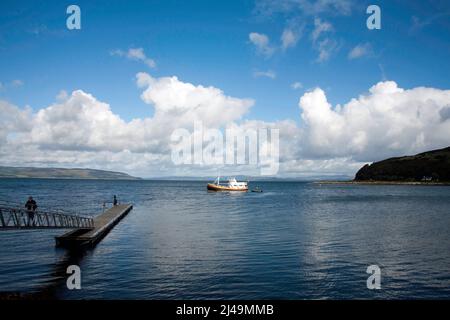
355 146 450 182
0 166 141 180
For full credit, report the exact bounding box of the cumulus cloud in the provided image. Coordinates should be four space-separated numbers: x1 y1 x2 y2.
348 43 373 60
0 101 32 143
440 105 450 122
0 73 254 174
29 90 148 152
249 32 275 57
136 72 253 128
22 73 253 155
280 157 364 177
1 78 449 178
110 47 156 68
298 81 450 161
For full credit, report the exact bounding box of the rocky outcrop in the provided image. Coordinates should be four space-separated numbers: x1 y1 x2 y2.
355 147 450 182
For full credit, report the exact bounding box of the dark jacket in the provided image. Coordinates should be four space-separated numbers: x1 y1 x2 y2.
25 199 37 211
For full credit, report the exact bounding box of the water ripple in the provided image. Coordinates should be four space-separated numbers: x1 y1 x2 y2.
0 179 450 299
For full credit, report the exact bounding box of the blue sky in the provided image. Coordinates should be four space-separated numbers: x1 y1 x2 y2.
2 0 449 122
1 0 450 177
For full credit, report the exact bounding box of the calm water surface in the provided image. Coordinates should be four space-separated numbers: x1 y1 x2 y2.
0 179 449 299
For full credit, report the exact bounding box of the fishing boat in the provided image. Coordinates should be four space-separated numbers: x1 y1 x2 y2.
251 186 263 193
207 177 248 192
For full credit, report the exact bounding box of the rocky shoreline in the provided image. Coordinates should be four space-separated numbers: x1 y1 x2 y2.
315 180 450 186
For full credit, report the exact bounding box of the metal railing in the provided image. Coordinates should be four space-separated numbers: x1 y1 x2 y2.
0 207 94 230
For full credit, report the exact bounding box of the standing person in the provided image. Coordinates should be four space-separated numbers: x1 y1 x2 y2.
24 196 37 226
113 195 118 206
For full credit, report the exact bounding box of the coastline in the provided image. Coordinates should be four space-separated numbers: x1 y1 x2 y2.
0 176 141 181
314 180 450 186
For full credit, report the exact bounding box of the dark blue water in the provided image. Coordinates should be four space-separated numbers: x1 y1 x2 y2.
1 179 450 299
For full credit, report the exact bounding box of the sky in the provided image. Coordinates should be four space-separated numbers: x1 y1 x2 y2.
1 0 450 178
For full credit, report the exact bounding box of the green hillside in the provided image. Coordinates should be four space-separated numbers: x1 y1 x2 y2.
355 147 450 182
0 166 140 180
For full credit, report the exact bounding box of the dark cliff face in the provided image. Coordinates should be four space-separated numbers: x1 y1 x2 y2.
354 146 450 182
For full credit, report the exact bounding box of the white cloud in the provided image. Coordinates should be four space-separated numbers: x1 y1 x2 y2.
1 73 253 154
111 47 156 68
298 81 450 161
280 157 363 178
291 82 303 90
310 18 337 62
249 27 302 56
136 72 253 128
281 28 299 50
253 70 276 79
311 18 333 43
0 101 32 143
253 3 346 62
29 90 155 153
0 73 255 177
348 43 373 60
249 32 275 57
1 79 449 178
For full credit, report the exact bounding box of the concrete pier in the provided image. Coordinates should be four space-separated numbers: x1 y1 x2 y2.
55 204 133 248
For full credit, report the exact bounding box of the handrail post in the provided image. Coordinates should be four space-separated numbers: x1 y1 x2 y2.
12 210 20 227
0 209 4 227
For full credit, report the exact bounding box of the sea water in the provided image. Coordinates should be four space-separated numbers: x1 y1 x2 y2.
0 179 449 299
